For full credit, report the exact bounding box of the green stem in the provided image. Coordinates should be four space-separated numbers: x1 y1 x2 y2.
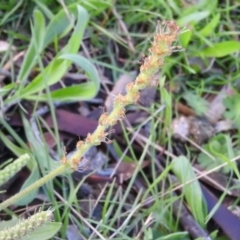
0 163 67 211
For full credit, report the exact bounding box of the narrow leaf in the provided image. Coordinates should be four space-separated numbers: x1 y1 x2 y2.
33 0 54 20
199 13 220 37
17 9 46 87
179 30 192 48
198 41 240 57
33 82 97 101
60 53 100 91
172 156 207 226
178 11 210 26
43 4 80 47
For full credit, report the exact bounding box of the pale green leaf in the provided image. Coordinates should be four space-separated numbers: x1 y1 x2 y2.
157 232 189 240
21 114 57 170
30 82 96 101
22 222 62 240
14 116 40 206
179 30 192 48
20 59 69 97
0 216 18 230
177 11 210 26
198 134 239 176
0 132 28 156
0 218 61 240
59 53 100 91
16 161 40 206
199 13 220 37
22 52 100 101
198 41 240 57
0 86 12 97
172 156 207 226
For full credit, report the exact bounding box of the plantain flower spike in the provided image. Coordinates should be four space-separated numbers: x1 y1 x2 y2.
0 210 53 240
67 21 185 170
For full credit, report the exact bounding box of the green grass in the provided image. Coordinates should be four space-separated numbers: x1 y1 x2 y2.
1 0 240 239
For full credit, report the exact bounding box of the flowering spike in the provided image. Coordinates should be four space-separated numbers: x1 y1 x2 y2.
62 21 185 171
0 154 30 186
0 210 53 240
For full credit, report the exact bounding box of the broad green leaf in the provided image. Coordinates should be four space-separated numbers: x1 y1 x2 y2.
179 29 192 48
22 222 62 240
198 41 240 57
172 156 207 226
22 51 100 102
199 13 220 37
18 5 89 98
32 9 46 51
19 59 69 97
28 82 96 101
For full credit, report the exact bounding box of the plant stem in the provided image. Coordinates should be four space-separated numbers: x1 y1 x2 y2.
0 163 67 211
